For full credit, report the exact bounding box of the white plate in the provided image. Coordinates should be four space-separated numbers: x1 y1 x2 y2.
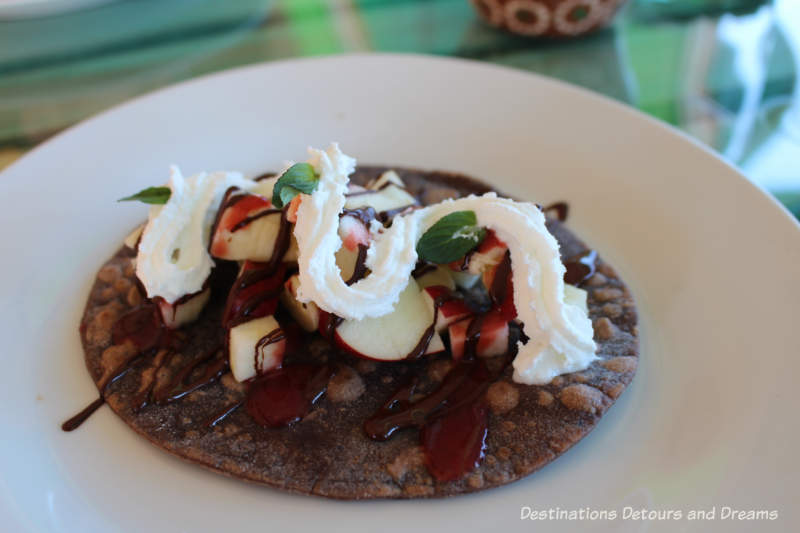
0 0 115 19
0 54 798 533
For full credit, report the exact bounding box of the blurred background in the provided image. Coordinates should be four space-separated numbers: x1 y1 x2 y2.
1 0 798 218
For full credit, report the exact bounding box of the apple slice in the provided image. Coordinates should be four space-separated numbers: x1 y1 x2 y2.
468 230 509 286
223 261 286 328
344 171 417 213
449 270 481 289
339 214 370 251
425 331 446 355
335 278 436 361
334 214 371 282
124 223 145 250
210 193 283 261
155 287 211 329
366 170 405 190
229 315 286 382
564 284 588 313
421 285 473 332
415 265 455 290
283 233 299 263
250 175 278 199
335 246 361 283
448 312 510 361
280 274 320 332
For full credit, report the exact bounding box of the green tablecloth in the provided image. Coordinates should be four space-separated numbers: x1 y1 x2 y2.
1 0 797 217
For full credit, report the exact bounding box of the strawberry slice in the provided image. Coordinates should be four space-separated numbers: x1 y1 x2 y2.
339 214 370 252
286 195 302 223
420 285 473 332
448 311 510 361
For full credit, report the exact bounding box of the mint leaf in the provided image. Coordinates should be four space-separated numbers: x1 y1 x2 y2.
279 185 301 208
272 163 319 208
118 186 171 204
416 211 486 264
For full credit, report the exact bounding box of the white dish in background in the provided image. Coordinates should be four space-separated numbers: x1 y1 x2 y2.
0 0 115 19
0 54 797 532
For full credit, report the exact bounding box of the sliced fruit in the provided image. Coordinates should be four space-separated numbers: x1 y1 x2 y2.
283 234 299 263
285 195 302 223
155 287 211 329
317 310 338 338
223 262 286 328
344 171 417 213
250 175 278 199
421 285 473 332
335 246 360 282
210 193 283 261
468 230 509 286
339 214 370 251
425 332 446 355
564 284 588 313
449 270 481 289
229 315 286 382
366 170 405 190
448 312 510 361
123 223 145 250
415 265 456 290
335 278 436 361
280 274 320 332
346 183 369 195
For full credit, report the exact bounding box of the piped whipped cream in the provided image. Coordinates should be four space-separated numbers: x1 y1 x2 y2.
136 166 254 303
293 144 597 385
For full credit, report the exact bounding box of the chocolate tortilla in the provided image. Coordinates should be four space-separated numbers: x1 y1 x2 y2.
77 167 638 499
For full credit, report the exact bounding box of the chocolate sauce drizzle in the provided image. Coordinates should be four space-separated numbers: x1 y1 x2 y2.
231 208 281 232
343 180 397 197
364 358 499 443
345 244 369 286
489 250 512 306
453 250 475 272
204 400 243 428
64 305 169 431
411 261 437 279
266 211 293 273
208 186 241 250
151 345 227 405
377 204 415 224
404 292 460 361
341 206 377 226
61 397 105 432
254 327 285 375
563 249 598 285
543 201 569 222
245 364 334 427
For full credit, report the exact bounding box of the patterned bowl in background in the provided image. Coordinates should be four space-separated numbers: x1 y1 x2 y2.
470 0 628 38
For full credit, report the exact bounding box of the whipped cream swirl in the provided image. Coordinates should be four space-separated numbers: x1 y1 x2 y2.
136 166 254 303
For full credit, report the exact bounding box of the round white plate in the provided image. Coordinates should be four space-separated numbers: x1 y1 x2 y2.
0 54 798 533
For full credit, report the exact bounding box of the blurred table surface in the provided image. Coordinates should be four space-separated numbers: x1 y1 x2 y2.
1 0 798 218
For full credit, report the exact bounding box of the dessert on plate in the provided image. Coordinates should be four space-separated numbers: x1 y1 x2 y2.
68 144 638 498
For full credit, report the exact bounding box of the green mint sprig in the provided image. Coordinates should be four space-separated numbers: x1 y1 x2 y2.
416 210 486 264
118 186 171 205
272 163 319 208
